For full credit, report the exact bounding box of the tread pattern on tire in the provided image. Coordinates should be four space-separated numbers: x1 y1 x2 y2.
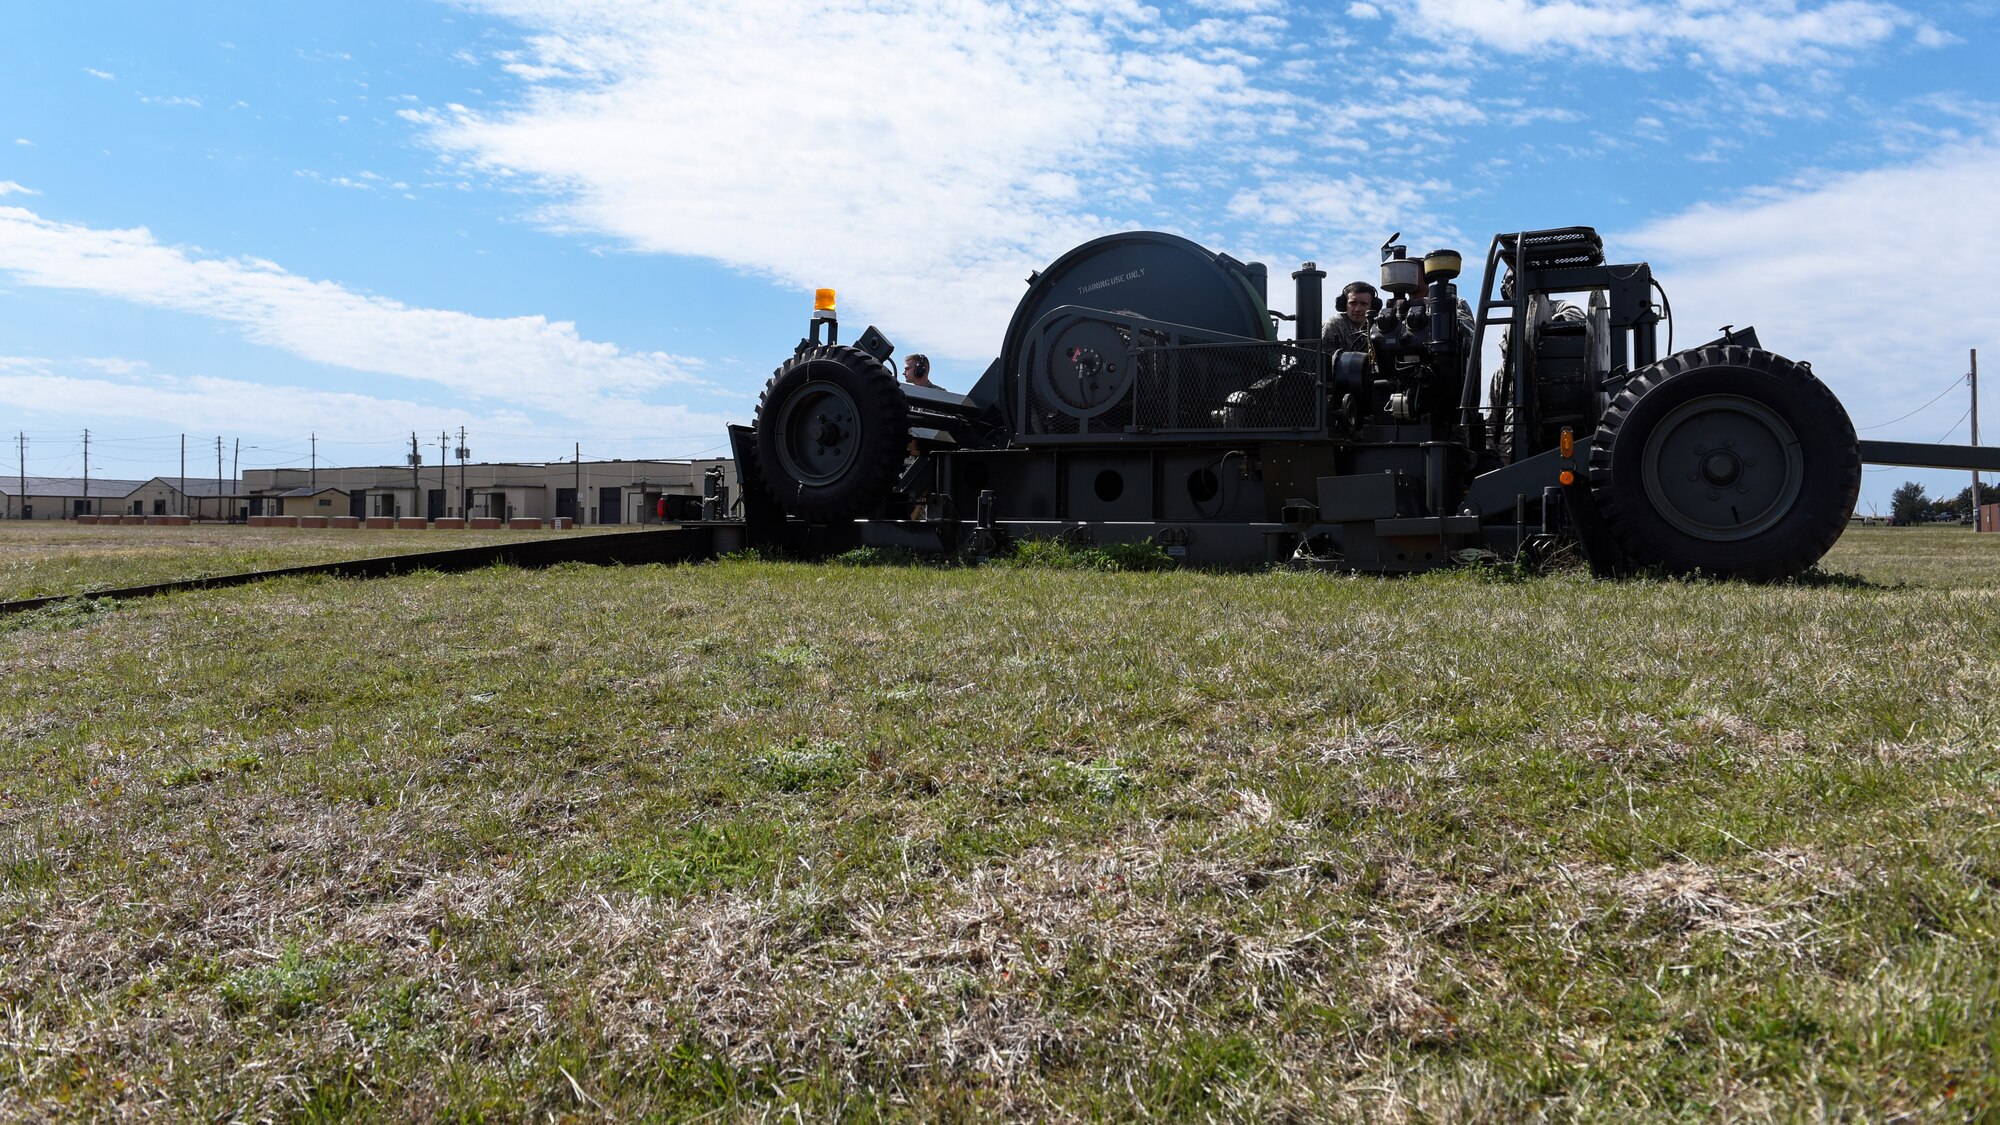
752 345 908 524
1586 344 1858 581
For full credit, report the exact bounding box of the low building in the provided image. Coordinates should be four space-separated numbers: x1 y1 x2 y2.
122 477 249 521
2 476 148 520
276 486 351 517
242 458 734 526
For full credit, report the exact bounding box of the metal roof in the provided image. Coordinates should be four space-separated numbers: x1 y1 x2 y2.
138 476 246 497
0 476 149 498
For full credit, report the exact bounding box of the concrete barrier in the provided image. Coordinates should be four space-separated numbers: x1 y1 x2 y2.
363 517 396 529
247 515 269 527
271 516 300 528
395 517 429 529
330 516 361 529
469 517 503 530
75 515 98 525
298 516 330 528
431 517 466 530
508 518 543 530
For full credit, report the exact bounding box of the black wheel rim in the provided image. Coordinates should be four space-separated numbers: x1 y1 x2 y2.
771 380 863 488
1639 394 1804 541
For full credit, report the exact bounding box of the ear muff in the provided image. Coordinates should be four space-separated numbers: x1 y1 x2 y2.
1336 288 1384 316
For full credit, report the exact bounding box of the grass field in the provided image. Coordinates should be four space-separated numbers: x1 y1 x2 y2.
2 524 1996 1120
0 522 633 602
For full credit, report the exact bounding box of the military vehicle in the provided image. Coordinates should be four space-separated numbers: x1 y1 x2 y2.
729 225 1997 578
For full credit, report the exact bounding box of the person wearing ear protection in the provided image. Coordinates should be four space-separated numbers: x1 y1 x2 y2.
1322 280 1378 352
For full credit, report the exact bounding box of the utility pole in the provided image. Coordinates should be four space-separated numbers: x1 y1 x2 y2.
14 433 24 520
409 432 420 520
1972 348 1982 532
438 430 448 516
311 432 317 491
575 442 582 525
215 436 223 522
179 434 186 517
81 429 90 518
231 439 239 520
456 426 468 518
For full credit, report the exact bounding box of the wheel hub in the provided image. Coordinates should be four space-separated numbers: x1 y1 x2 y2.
771 380 865 487
1700 449 1742 486
1640 394 1804 541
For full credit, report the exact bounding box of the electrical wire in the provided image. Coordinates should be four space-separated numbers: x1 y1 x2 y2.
1934 405 1973 444
1857 376 1965 430
1649 278 1673 356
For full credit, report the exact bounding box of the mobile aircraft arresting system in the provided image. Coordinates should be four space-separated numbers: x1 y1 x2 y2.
12 225 2000 619
730 225 2000 578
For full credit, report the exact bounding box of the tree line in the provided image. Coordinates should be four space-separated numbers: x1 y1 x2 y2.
1889 481 1998 525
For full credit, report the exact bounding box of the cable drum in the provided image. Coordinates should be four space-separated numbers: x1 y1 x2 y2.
1002 232 1272 427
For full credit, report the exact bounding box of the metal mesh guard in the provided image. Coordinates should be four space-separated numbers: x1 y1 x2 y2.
1131 340 1326 432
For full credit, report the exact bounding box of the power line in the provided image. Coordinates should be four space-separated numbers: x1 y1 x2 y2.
1857 376 1964 431
1934 405 1973 444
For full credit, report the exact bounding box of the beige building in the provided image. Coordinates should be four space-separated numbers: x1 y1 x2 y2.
2 476 148 520
276 486 351 517
121 477 249 521
242 458 735 525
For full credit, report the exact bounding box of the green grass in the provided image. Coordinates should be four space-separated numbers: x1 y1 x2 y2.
0 521 638 601
0 525 1996 1119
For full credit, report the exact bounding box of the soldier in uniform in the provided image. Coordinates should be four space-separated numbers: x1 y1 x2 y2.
902 353 938 389
1323 281 1378 352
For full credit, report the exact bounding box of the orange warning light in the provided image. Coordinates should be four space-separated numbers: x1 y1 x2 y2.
1559 469 1576 486
1559 427 1574 459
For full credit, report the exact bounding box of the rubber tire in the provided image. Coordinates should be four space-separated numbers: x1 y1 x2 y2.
753 345 907 523
1587 345 1858 581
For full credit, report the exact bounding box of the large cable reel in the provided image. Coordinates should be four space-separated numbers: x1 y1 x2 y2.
999 232 1272 426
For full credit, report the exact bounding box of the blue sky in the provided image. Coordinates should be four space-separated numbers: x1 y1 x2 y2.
2 0 1995 514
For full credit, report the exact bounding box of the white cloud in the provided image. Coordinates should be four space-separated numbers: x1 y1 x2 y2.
414 0 1307 361
1347 2 1382 19
139 94 205 108
0 358 497 439
1388 0 1934 71
83 68 115 81
12 138 31 146
0 355 733 462
1622 135 2000 445
0 206 725 435
0 182 37 197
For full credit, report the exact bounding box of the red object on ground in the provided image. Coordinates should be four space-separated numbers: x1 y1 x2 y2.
469 517 503 530
508 518 543 530
431 517 466 529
